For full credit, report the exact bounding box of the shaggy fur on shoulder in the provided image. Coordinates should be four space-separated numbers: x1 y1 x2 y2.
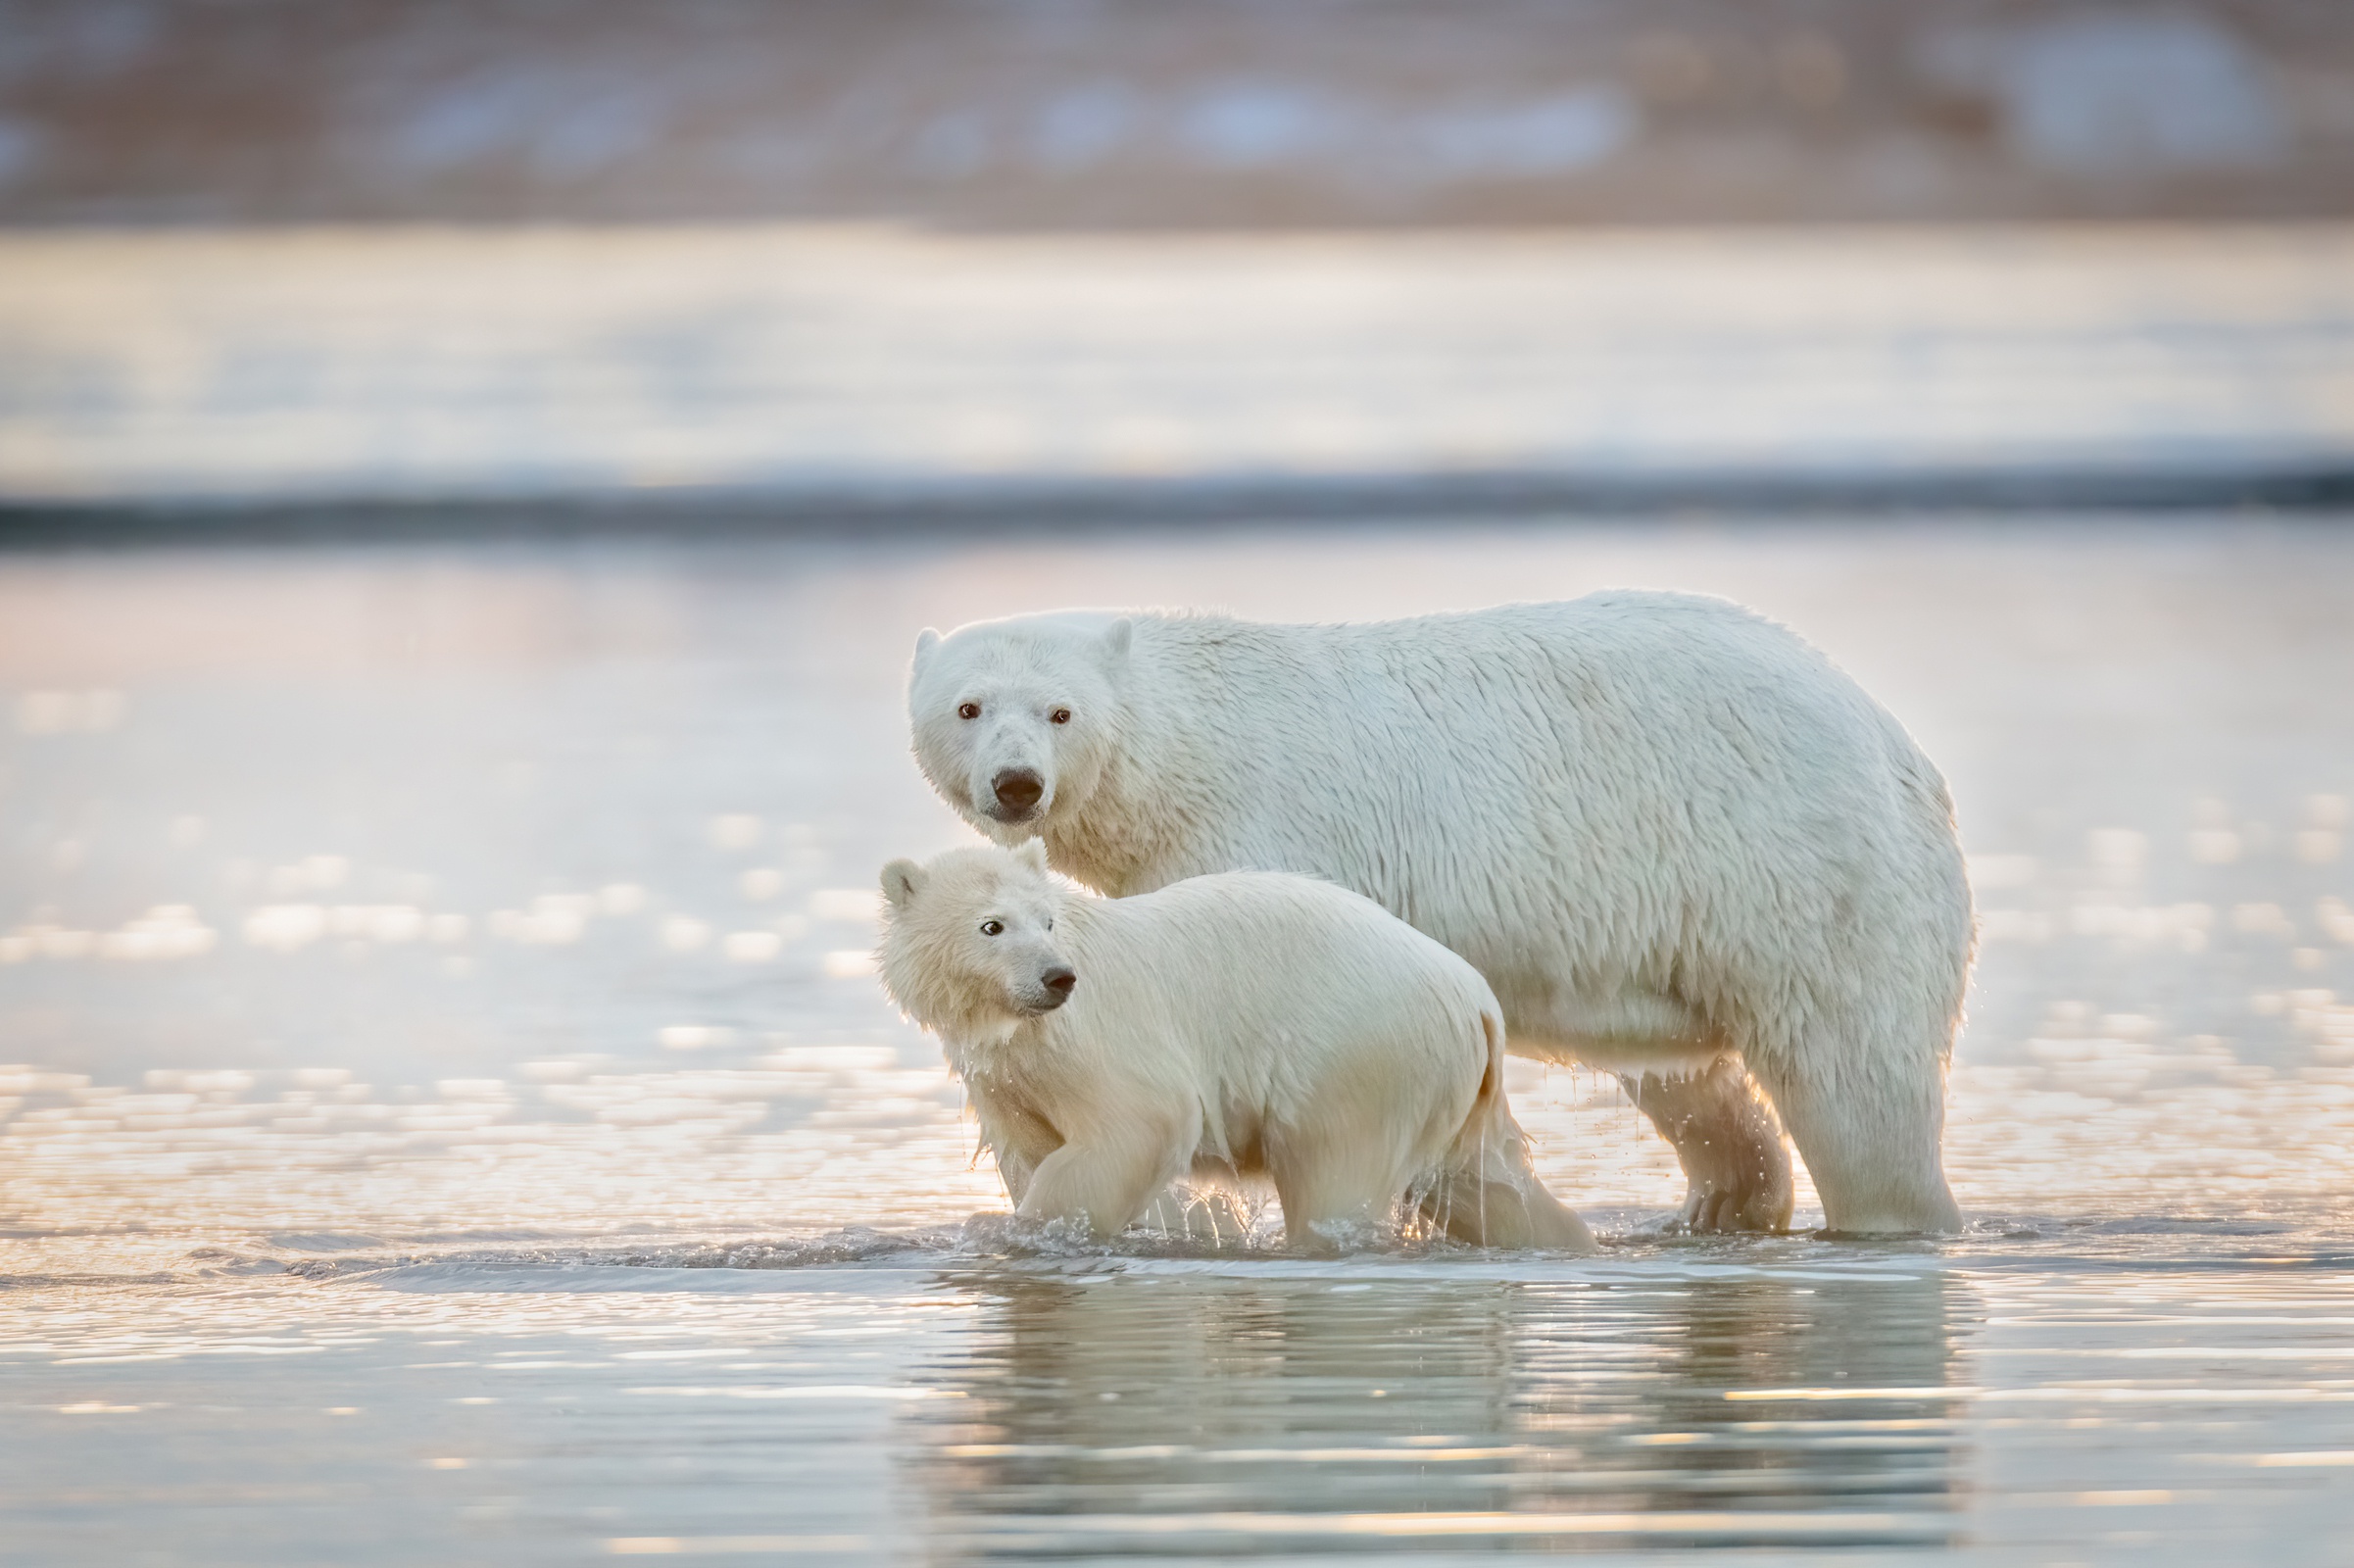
907 593 1972 1235
877 842 1594 1253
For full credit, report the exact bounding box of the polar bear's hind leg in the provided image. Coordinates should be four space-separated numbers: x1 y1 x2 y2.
1624 1057 1796 1234
1519 988 1795 1235
1417 1014 1598 1252
1266 1128 1422 1254
1419 1108 1597 1252
1746 1016 1963 1236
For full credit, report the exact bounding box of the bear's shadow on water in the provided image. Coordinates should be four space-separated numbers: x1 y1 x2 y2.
898 1260 1977 1557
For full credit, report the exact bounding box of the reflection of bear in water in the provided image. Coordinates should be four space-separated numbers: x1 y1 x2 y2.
905 1271 1972 1554
907 597 1975 1236
1579 1273 1973 1536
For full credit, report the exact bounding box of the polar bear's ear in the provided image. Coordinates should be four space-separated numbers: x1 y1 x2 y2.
880 858 927 909
912 628 942 669
1101 617 1133 662
1012 839 1049 875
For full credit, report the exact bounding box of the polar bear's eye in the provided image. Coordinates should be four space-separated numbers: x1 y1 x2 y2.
1050 708 1071 724
956 703 980 720
979 918 1005 937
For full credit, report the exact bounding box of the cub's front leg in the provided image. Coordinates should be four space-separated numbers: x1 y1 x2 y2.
1017 1122 1191 1240
963 1077 1063 1206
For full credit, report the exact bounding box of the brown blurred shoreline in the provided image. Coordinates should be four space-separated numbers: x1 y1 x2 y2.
3 0 2350 230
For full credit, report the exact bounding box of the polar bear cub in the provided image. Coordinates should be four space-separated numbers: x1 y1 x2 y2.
878 841 1594 1252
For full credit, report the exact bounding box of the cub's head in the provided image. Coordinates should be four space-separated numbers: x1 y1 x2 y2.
877 840 1076 1045
907 613 1133 843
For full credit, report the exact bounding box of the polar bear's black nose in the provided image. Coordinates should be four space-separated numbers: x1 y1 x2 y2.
1042 966 1076 998
992 769 1044 816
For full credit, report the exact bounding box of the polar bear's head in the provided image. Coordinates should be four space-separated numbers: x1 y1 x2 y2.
877 840 1077 1045
907 613 1133 843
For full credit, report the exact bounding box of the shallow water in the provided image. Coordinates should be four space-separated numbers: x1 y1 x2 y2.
6 226 2352 499
5 514 2354 1563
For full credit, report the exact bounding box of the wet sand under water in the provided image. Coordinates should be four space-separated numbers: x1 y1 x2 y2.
4 514 2354 1562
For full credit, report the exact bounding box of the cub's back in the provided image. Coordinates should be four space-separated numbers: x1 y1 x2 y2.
1074 871 1496 1034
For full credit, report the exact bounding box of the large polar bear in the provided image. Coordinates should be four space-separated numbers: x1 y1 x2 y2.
907 593 1972 1235
878 840 1594 1251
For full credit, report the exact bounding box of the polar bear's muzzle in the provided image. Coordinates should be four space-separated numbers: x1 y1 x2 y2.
988 767 1047 822
1016 964 1076 1014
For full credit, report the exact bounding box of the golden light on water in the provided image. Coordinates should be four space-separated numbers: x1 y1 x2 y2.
4 517 2352 1563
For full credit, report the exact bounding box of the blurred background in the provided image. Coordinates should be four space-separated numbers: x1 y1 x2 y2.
7 0 2353 227
1 0 2350 509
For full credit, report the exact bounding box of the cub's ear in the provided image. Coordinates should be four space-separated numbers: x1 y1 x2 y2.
912 628 942 669
880 858 927 909
1012 838 1049 874
1102 617 1133 661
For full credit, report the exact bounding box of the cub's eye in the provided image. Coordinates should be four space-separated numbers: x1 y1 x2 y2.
956 703 980 720
1050 708 1071 724
979 918 1005 937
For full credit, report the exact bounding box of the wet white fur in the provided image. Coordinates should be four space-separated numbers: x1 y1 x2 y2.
907 593 1973 1234
877 842 1594 1252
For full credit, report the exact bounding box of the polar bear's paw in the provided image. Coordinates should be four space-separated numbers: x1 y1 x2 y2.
1676 1175 1795 1235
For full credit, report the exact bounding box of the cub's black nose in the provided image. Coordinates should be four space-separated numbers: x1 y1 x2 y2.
992 769 1044 815
1042 966 1077 997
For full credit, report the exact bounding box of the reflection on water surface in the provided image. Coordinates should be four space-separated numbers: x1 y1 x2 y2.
915 1268 1970 1556
4 514 2354 1563
9 1249 2354 1563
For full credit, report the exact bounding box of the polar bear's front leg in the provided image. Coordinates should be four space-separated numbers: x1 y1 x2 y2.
1624 1057 1794 1234
1017 1136 1187 1240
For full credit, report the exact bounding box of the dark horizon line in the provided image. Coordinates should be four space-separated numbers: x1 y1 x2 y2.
3 462 2349 551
